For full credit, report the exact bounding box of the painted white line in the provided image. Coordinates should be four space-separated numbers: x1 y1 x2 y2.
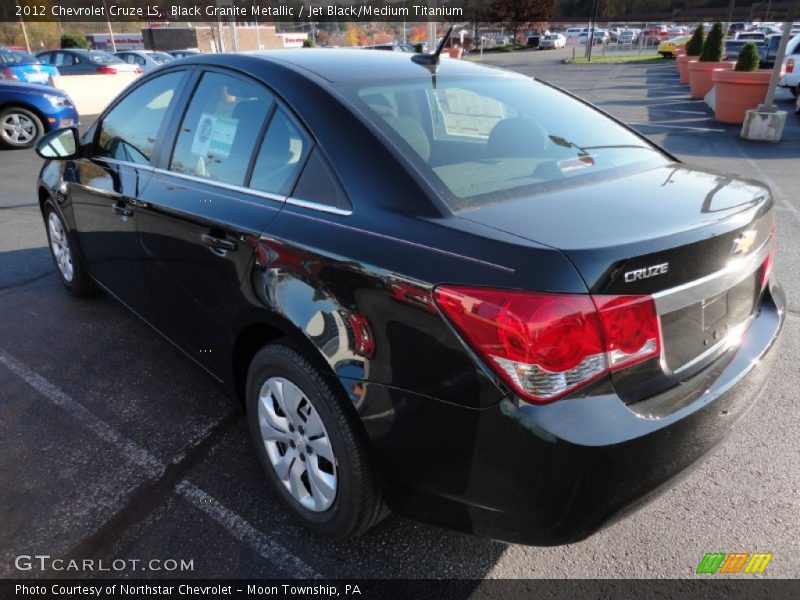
0 349 163 477
732 146 800 225
652 109 709 115
177 481 323 579
0 348 321 579
628 122 725 132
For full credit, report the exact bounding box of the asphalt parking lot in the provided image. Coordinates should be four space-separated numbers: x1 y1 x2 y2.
1 48 799 580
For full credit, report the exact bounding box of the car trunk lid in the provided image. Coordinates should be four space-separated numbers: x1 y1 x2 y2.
459 164 775 404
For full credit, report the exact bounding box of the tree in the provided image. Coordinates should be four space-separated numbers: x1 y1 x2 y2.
685 24 704 57
409 26 428 43
734 42 760 71
699 22 724 62
61 33 88 49
344 24 360 47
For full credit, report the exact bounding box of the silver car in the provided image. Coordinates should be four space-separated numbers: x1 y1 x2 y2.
115 50 174 73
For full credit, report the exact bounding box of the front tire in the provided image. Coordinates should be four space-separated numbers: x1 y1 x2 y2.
43 201 94 296
0 106 43 149
246 343 386 538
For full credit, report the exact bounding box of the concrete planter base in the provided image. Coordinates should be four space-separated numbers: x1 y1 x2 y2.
740 109 787 142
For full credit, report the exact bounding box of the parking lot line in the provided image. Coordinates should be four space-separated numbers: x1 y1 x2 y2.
177 481 323 579
0 347 321 579
628 122 726 133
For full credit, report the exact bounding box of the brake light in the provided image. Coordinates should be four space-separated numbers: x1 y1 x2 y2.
788 58 795 73
97 66 118 74
0 68 20 81
434 287 661 404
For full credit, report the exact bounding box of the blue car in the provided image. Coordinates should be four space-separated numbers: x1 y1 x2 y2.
0 81 78 149
0 48 59 85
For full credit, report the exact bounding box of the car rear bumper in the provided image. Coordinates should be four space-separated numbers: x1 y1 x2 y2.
347 281 785 545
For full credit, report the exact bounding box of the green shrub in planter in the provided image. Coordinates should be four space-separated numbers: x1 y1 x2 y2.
735 42 760 71
685 25 704 56
699 23 724 62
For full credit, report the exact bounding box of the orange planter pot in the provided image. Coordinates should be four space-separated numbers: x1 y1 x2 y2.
688 60 735 99
677 55 695 83
448 48 463 59
712 69 772 124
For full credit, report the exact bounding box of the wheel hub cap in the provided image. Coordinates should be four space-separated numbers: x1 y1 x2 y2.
257 377 337 512
48 212 73 283
2 113 35 144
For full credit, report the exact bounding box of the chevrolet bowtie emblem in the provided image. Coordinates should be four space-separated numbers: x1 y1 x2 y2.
731 230 757 256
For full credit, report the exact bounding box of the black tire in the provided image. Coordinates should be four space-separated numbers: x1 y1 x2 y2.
246 343 386 538
43 201 95 296
0 106 43 150
790 85 798 99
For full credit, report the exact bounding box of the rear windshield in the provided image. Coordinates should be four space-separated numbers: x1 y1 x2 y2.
86 51 123 65
0 50 38 65
150 52 174 63
340 74 669 211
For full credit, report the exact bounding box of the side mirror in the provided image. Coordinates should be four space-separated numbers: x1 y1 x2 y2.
35 126 79 160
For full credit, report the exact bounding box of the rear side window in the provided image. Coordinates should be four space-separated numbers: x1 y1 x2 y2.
170 72 273 186
291 148 350 211
95 71 183 164
249 108 309 195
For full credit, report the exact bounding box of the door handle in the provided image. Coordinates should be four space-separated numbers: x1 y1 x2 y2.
112 202 134 217
201 233 238 252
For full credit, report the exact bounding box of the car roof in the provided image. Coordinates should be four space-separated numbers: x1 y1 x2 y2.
199 49 507 83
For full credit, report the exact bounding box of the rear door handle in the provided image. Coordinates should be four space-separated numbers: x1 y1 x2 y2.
112 202 134 217
201 233 238 252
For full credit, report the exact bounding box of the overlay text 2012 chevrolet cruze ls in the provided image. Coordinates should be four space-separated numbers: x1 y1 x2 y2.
35 50 784 544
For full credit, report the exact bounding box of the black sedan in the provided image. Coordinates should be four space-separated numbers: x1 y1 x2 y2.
34 50 784 544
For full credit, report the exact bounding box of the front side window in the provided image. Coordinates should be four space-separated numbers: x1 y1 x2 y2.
342 75 669 210
95 71 183 164
170 72 273 186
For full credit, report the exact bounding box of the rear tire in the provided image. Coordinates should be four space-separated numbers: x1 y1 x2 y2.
246 343 386 538
43 201 95 296
790 85 798 99
0 106 43 149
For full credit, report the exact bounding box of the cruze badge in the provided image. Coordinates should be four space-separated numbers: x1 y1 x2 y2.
624 263 669 283
731 230 757 256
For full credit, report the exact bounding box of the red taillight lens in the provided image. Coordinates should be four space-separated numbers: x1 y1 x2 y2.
1 67 20 81
788 58 795 73
97 66 118 74
134 67 143 74
434 287 661 404
593 295 661 370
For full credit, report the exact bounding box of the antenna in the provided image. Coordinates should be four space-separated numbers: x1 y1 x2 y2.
412 25 454 67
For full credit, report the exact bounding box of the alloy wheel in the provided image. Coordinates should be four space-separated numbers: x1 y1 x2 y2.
1 112 36 146
258 376 337 512
48 212 74 283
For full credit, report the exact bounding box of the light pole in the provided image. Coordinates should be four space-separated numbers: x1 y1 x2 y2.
14 0 31 53
100 0 116 52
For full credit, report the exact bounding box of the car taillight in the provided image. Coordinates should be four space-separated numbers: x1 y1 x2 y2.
0 67 20 81
788 58 795 73
434 287 661 404
97 66 118 74
134 67 143 74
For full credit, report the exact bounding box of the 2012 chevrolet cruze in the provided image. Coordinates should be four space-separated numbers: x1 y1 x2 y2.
35 50 784 544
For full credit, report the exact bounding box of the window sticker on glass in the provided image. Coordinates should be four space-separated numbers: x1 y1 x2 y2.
190 113 238 160
430 88 507 139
